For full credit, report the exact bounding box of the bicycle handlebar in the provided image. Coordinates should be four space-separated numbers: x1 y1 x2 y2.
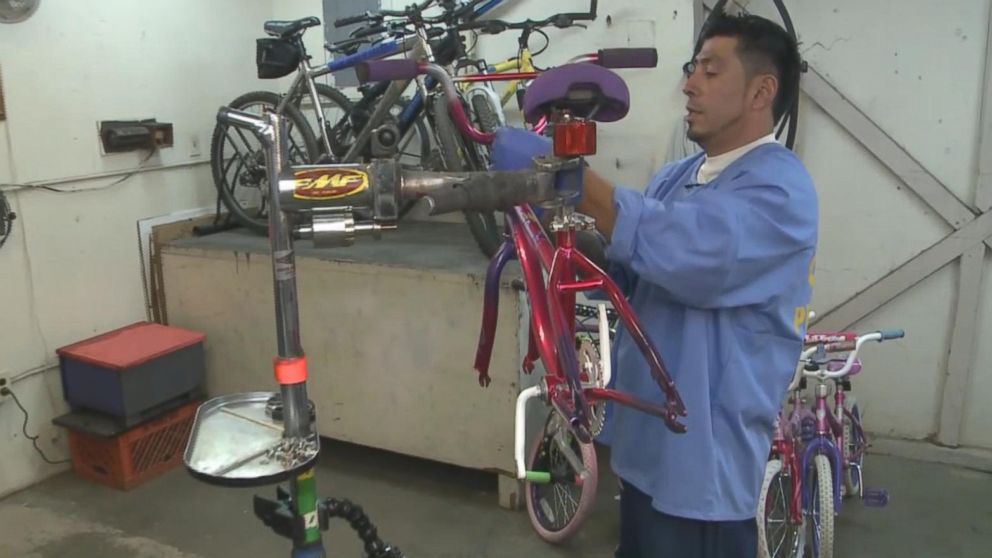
357 59 495 144
597 48 658 69
355 59 421 82
799 329 904 380
334 13 371 28
457 0 597 34
350 24 388 39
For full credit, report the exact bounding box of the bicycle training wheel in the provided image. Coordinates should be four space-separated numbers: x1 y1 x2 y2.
842 397 864 498
524 412 598 544
210 91 318 235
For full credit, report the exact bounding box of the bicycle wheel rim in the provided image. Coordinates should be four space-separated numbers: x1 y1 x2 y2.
764 469 804 558
211 92 318 234
525 413 597 544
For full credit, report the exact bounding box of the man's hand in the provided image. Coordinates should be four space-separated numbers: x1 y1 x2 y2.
576 168 618 241
489 126 619 240
489 127 551 172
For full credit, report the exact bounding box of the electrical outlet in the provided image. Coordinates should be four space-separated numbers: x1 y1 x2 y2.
189 135 202 158
0 372 12 404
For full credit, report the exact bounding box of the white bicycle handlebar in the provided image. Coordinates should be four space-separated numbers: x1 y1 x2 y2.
790 329 904 388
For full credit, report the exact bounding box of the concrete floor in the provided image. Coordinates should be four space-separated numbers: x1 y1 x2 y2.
1 440 990 558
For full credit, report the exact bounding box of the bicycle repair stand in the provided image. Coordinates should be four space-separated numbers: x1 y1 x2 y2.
181 107 556 557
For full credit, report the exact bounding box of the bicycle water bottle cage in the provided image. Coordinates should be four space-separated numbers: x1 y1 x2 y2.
522 63 630 125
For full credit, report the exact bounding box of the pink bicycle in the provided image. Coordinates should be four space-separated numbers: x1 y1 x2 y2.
758 329 902 558
357 49 687 543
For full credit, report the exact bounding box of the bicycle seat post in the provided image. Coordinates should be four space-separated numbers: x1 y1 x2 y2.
534 108 597 238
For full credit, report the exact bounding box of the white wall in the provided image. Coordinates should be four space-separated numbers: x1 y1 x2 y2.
741 0 992 447
0 0 320 498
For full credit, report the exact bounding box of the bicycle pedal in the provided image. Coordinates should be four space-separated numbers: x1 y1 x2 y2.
862 487 889 507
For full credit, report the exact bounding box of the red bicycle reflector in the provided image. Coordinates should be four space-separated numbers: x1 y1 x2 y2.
553 120 597 157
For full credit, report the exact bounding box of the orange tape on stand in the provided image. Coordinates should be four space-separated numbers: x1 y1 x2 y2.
274 356 307 385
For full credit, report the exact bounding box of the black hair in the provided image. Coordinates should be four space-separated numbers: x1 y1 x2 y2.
694 13 801 122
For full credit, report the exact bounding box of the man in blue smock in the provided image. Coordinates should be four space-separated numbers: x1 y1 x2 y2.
490 13 816 558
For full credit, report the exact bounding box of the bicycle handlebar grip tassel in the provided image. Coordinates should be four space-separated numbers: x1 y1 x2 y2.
355 59 422 83
597 48 658 69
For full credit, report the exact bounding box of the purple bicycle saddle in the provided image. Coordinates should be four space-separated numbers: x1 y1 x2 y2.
522 63 630 125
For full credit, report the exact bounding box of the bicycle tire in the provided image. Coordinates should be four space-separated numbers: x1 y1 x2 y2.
808 454 835 558
210 91 319 235
471 93 502 134
757 458 805 558
842 398 863 498
524 413 598 544
431 93 501 258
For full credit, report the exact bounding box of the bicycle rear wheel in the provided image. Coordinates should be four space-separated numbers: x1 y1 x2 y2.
431 93 501 258
524 412 598 544
757 458 805 558
210 91 318 235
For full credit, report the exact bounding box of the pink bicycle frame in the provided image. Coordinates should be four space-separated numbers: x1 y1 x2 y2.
362 55 688 439
768 410 804 526
473 205 686 440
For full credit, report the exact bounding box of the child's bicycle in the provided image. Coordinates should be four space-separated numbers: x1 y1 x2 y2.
757 329 903 558
397 55 689 542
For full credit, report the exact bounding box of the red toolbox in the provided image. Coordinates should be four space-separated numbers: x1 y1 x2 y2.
56 322 205 426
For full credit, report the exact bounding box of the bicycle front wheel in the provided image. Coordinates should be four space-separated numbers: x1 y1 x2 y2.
524 412 598 544
757 458 805 558
210 91 319 235
807 454 835 558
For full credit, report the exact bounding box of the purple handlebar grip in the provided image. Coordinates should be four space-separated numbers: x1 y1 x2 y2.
597 48 658 69
355 59 421 83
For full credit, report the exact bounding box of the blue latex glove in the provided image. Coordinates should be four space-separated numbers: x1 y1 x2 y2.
488 127 583 210
489 127 552 171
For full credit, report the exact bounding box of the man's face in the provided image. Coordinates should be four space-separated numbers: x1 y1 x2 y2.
682 36 751 148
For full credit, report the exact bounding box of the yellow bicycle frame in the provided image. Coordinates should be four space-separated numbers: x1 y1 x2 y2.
488 47 535 107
